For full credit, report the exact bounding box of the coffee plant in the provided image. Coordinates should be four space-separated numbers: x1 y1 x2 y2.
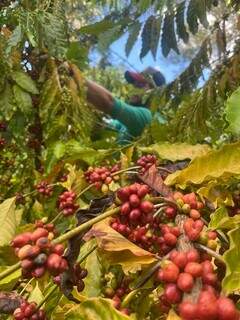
1 1 240 320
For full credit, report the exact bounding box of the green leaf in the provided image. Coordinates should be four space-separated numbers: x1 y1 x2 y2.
209 207 229 229
187 0 199 34
125 22 141 57
98 25 122 53
0 197 17 247
165 142 240 187
80 240 102 298
13 85 33 115
176 2 189 44
6 25 22 55
28 282 44 304
161 13 179 57
80 20 116 36
140 16 161 60
0 82 15 120
222 227 240 294
45 141 66 173
139 142 210 162
65 140 108 165
0 267 21 291
225 86 240 136
64 297 131 320
11 71 39 94
66 42 88 68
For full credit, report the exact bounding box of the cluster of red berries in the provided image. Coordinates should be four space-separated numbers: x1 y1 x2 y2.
104 276 131 316
84 164 120 192
157 249 238 320
137 154 157 174
111 183 153 232
58 191 79 216
54 263 88 292
36 181 53 197
13 301 46 320
174 192 204 219
0 137 6 148
184 218 204 241
27 138 41 151
111 183 182 254
0 121 7 131
179 291 238 320
11 222 68 279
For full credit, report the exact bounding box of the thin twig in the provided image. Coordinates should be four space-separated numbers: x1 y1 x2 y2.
37 285 58 310
194 243 225 264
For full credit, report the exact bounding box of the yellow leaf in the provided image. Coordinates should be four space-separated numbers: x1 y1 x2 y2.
89 218 157 274
166 141 240 187
60 164 86 194
197 181 234 208
0 197 17 247
167 309 181 320
139 142 210 162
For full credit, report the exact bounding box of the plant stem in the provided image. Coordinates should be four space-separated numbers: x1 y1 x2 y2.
50 211 63 224
151 196 177 208
19 278 33 295
0 262 21 281
52 207 120 244
76 184 94 200
77 244 98 264
112 166 141 177
157 167 172 174
194 243 225 263
153 206 167 218
37 285 58 310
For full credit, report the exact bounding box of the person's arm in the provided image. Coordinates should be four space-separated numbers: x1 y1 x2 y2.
70 63 114 114
85 80 114 114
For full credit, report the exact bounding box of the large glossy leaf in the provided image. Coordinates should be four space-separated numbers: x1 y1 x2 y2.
6 25 22 55
64 298 131 320
0 197 17 247
13 85 33 115
222 227 240 294
81 240 102 298
0 267 21 291
225 86 240 136
165 142 240 186
198 181 234 208
209 207 228 230
209 210 240 230
139 142 210 162
88 218 157 274
11 71 39 94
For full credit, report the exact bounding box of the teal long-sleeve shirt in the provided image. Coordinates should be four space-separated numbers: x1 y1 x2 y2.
106 98 166 144
107 98 152 144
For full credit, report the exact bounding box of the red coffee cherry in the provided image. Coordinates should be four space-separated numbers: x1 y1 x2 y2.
177 273 194 293
184 262 202 278
217 297 238 320
179 301 198 320
164 283 182 304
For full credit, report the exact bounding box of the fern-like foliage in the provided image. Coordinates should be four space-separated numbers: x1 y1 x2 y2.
148 43 240 144
80 0 229 59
